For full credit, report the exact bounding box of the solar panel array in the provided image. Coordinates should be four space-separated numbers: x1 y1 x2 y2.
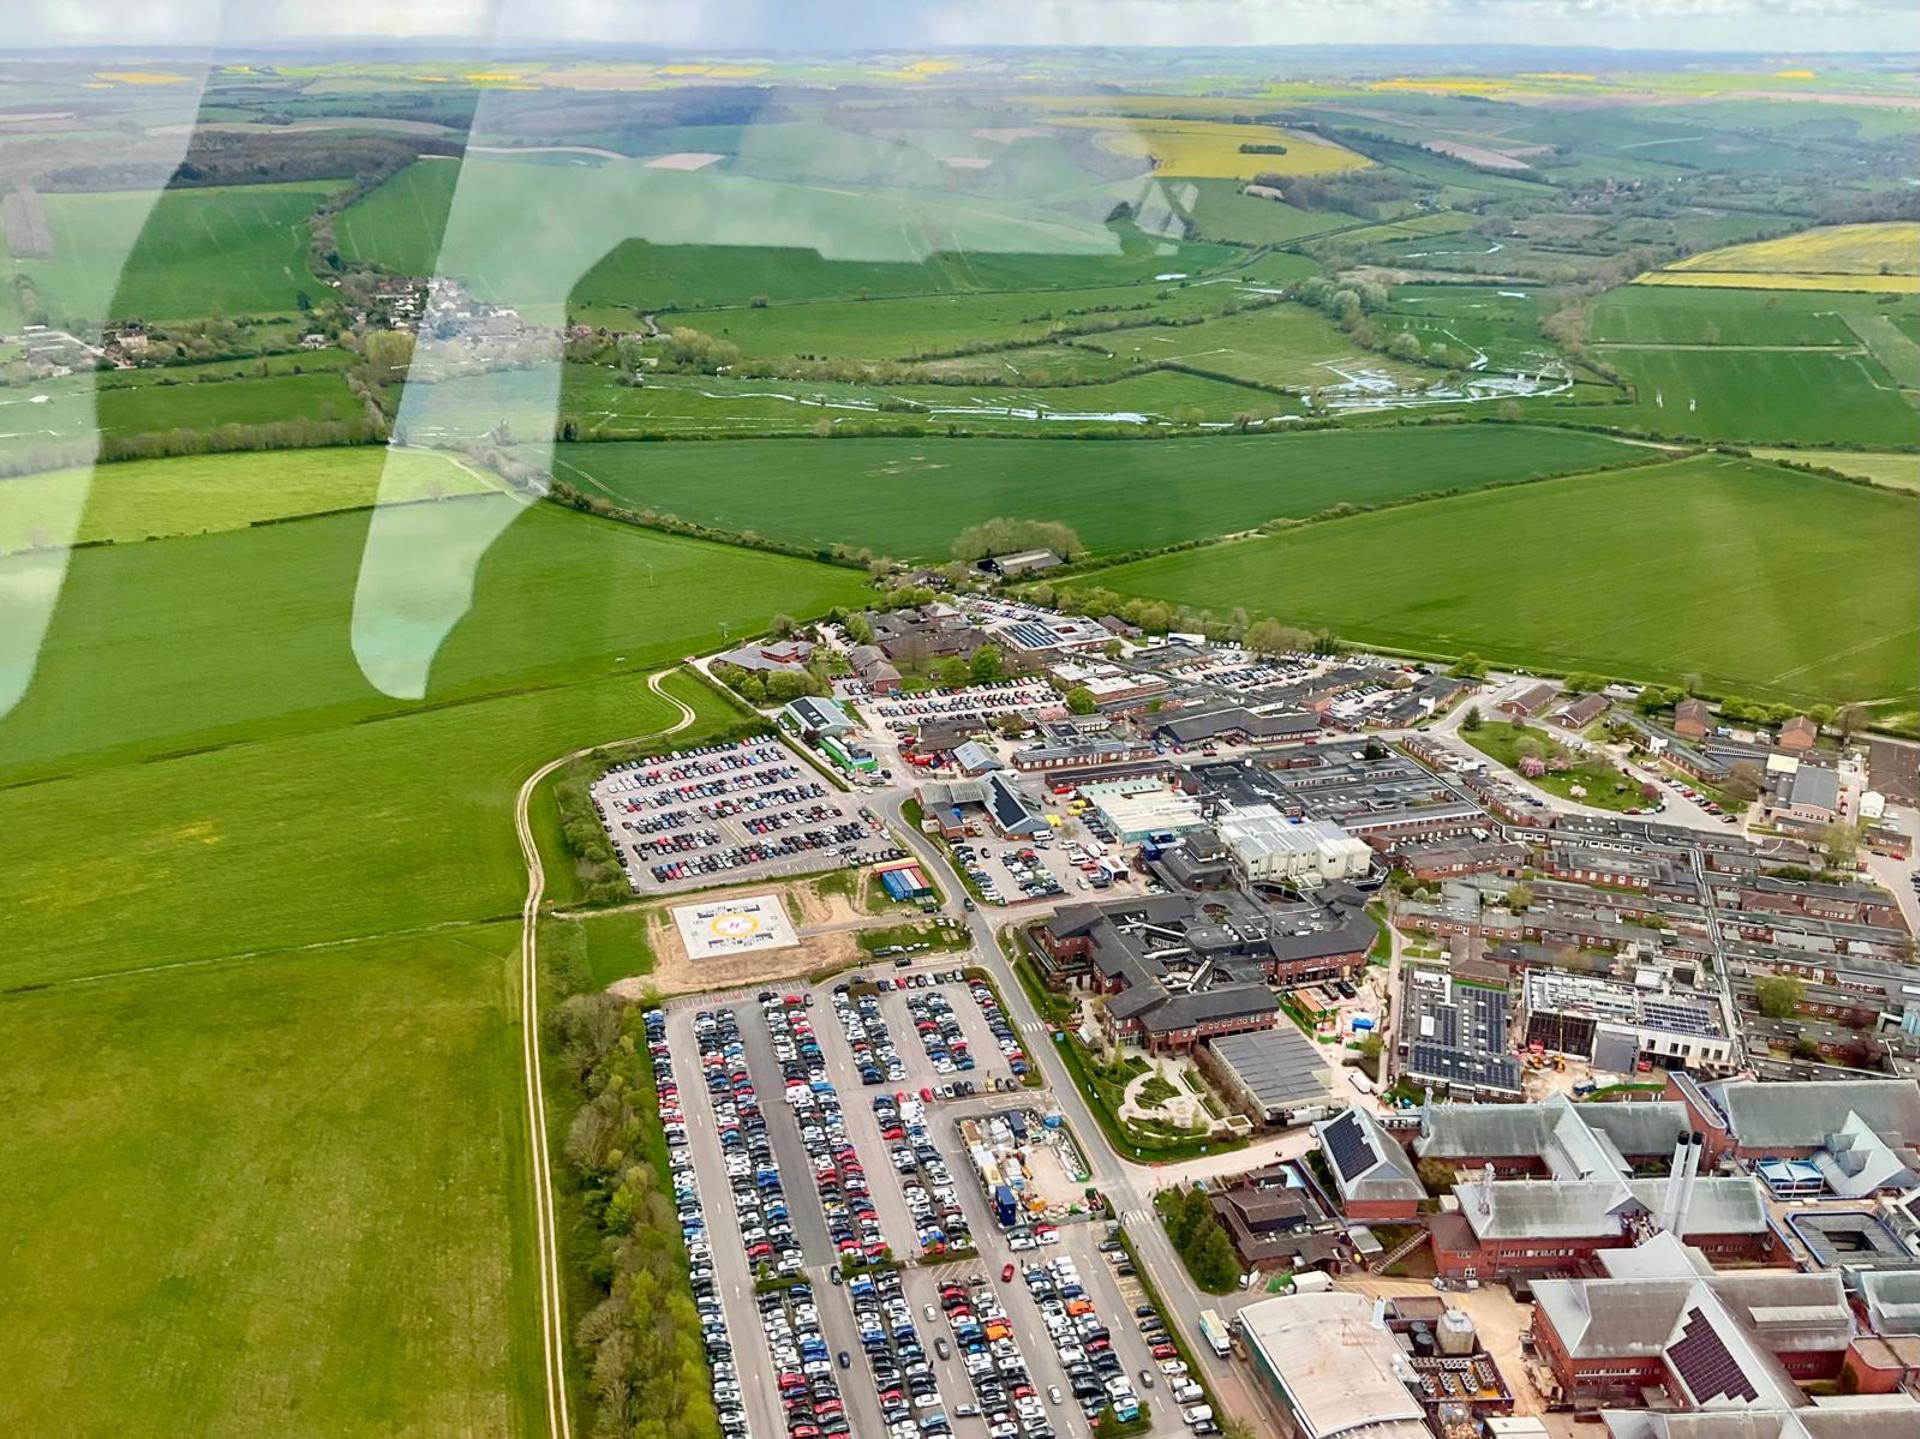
1407 1042 1525 1093
1325 1110 1376 1184
1668 1308 1758 1405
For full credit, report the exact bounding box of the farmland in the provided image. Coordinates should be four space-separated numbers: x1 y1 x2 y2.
0 492 864 778
1044 114 1368 178
1095 301 1429 391
0 447 494 553
1657 221 1920 289
1565 343 1919 447
16 181 342 323
1085 455 1919 703
0 925 539 1439
550 424 1647 559
334 155 1237 318
0 438 853 1424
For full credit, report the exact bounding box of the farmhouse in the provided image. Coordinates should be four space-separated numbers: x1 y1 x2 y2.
847 644 902 694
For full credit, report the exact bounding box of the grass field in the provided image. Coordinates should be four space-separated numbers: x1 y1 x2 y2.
1046 115 1367 178
18 181 341 322
1087 454 1918 702
1104 302 1427 391
0 925 539 1439
1568 344 1917 447
1179 180 1352 246
0 446 858 1428
551 424 1646 559
334 156 1236 317
1751 449 1920 490
1663 221 1920 281
0 448 495 553
670 280 1232 362
1589 286 1888 346
0 493 865 778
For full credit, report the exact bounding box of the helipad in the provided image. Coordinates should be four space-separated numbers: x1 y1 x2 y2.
672 895 799 959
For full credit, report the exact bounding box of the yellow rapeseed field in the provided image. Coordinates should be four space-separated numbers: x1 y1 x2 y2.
1635 270 1920 295
1663 222 1920 280
1046 115 1366 178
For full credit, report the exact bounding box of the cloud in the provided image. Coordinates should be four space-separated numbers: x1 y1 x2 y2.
5 0 1912 51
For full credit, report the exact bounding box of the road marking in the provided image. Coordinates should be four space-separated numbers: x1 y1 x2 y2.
515 667 698 1439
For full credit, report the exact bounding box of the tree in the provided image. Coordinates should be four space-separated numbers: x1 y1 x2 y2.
1245 617 1311 657
1066 686 1098 715
951 517 1086 563
934 656 971 689
768 614 797 638
1823 821 1860 870
1505 883 1533 912
1417 1158 1458 1198
1755 975 1805 1020
844 613 873 646
1834 702 1868 742
1462 705 1483 733
1564 672 1606 695
1185 1215 1242 1292
1453 652 1486 680
970 644 1004 683
1385 330 1422 362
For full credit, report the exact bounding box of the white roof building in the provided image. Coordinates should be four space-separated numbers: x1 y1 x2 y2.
1219 805 1373 889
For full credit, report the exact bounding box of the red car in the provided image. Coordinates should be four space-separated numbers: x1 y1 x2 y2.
1151 1342 1179 1360
1001 1262 1016 1282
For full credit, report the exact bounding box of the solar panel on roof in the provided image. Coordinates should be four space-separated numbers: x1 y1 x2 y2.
1325 1110 1376 1184
1668 1308 1758 1404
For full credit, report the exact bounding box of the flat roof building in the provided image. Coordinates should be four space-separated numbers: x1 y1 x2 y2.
1219 806 1374 890
1236 1291 1433 1439
1079 777 1208 843
1201 1026 1334 1124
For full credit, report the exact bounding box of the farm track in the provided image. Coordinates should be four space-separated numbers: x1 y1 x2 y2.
512 666 698 1439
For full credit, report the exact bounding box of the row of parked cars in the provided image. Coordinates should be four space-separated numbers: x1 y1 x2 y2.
875 1090 971 1259
1019 1255 1147 1428
847 1262 950 1439
650 1005 766 1439
939 1271 1054 1439
966 978 1032 1080
600 739 794 795
647 821 872 885
767 993 892 1272
699 781 829 821
831 985 908 1087
877 681 1058 732
904 988 977 1076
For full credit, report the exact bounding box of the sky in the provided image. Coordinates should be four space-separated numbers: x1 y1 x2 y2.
6 0 1914 55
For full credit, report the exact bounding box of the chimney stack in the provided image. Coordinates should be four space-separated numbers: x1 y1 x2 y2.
1673 1133 1705 1238
1479 1162 1495 1217
1663 1132 1691 1232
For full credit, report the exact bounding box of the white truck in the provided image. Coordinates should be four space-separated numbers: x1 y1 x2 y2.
1198 1308 1231 1359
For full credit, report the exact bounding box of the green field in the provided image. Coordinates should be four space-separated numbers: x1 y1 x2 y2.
1179 179 1354 246
335 156 1237 319
671 280 1234 362
0 448 494 553
1095 301 1427 391
551 424 1646 559
406 361 1294 440
1590 285 1900 345
1087 455 1918 702
1567 344 1918 447
0 437 863 1428
0 926 538 1439
0 489 865 778
17 181 341 322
